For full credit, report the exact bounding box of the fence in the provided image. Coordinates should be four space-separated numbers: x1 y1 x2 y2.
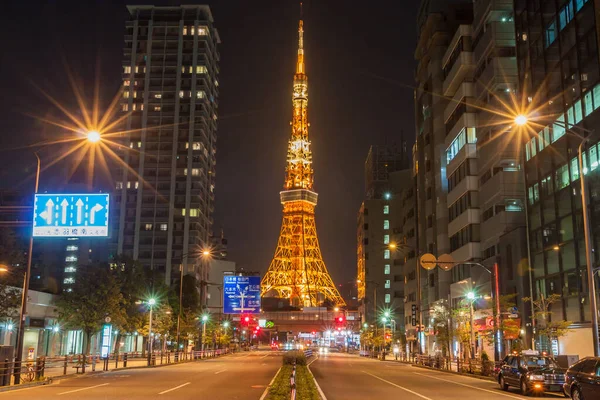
0 348 230 388
414 354 499 377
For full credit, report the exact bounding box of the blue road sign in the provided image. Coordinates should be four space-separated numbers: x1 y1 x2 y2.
33 193 110 237
223 276 261 314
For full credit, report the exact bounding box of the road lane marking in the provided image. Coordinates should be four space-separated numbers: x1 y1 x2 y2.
261 354 271 359
308 361 328 400
158 382 191 395
58 383 110 395
413 372 523 399
259 366 281 400
361 371 433 400
215 369 227 374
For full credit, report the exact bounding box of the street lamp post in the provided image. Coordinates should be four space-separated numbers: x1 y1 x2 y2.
147 298 156 366
201 314 208 352
13 152 39 384
515 115 599 356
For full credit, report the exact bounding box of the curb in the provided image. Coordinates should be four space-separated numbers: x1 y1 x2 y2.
410 364 496 382
307 356 327 400
0 379 51 392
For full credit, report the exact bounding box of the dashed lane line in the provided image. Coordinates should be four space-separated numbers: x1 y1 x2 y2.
158 382 190 395
215 369 227 374
361 371 433 400
413 372 524 399
57 383 110 395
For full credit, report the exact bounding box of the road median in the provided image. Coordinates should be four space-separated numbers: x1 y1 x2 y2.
263 351 320 400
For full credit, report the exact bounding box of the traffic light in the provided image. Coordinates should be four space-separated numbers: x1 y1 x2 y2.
337 316 344 323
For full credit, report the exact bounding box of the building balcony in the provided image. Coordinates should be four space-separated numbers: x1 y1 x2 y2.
479 169 523 204
447 142 477 177
443 52 475 97
447 175 478 205
451 242 480 264
448 209 480 237
473 20 515 63
481 209 524 242
474 56 517 97
444 82 475 122
445 112 476 146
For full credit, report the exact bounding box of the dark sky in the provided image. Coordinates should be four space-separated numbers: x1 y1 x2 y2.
0 0 419 288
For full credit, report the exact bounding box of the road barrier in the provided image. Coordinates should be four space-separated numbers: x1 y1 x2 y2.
290 362 297 400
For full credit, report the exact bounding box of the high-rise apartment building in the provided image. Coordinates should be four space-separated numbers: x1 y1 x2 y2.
515 0 599 356
357 145 410 331
414 0 473 353
115 5 220 285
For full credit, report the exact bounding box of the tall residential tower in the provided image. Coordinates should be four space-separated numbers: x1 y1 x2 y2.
115 5 220 285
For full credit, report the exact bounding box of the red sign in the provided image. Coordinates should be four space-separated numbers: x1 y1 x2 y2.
503 318 521 340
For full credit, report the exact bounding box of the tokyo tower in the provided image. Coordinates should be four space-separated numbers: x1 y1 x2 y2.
261 15 345 307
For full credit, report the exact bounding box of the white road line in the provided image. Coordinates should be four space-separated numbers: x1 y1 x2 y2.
259 366 281 400
57 383 110 395
362 371 433 400
308 360 328 400
413 372 524 399
215 369 227 374
158 382 190 395
261 354 271 359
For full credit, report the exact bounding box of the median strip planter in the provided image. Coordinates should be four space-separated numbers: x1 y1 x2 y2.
265 352 320 400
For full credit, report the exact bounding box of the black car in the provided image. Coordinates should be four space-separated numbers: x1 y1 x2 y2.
563 357 600 400
497 352 566 395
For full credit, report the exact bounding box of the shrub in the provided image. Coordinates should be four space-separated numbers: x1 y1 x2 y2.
282 351 306 366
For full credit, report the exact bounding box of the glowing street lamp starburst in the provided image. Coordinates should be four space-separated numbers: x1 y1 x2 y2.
86 130 101 143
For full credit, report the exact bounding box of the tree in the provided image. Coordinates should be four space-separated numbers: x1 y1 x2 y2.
55 265 126 354
452 301 473 360
0 283 21 321
431 301 451 357
523 293 571 352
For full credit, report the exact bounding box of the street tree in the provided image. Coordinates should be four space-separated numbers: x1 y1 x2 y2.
431 300 451 357
523 293 571 352
55 265 126 354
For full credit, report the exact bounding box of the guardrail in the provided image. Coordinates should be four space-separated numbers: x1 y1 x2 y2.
414 354 499 376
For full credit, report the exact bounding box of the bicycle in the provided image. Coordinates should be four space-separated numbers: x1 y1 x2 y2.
20 363 35 383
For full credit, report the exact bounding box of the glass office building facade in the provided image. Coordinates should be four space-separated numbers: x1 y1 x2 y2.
515 0 600 356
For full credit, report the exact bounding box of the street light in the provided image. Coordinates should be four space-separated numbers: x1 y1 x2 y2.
201 314 209 352
147 298 156 365
86 130 101 143
514 113 599 357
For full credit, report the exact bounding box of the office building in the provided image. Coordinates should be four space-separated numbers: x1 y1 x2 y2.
515 0 599 357
115 5 220 286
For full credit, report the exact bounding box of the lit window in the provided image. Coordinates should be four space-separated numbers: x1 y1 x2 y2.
383 235 390 244
138 142 142 148
154 106 161 111
181 209 186 216
160 223 168 231
383 220 390 230
446 127 476 163
66 246 78 251
190 209 199 217
385 280 391 289
215 80 219 87
63 278 75 284
124 80 130 87
197 91 206 99
555 164 570 190
127 181 132 189
64 267 76 273
192 168 200 176
384 250 390 259
545 21 556 48
154 93 162 99
196 66 207 74
123 91 129 98
123 66 131 74
193 142 201 150
145 224 153 231
134 181 139 189
385 294 391 303
65 256 77 262
116 182 123 189
122 104 128 112
197 26 207 35
183 26 188 35
384 265 391 274
179 90 185 98
383 205 389 214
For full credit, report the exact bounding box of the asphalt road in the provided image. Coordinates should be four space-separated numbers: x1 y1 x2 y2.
0 350 281 400
310 352 566 400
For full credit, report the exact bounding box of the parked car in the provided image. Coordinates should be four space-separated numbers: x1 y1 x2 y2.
563 357 600 400
497 351 566 396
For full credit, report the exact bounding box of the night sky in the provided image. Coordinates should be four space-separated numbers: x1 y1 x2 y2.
0 0 419 289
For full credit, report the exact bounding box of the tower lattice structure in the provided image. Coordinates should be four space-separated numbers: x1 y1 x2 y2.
261 18 345 307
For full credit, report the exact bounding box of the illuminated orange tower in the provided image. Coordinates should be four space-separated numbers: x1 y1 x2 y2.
261 16 345 307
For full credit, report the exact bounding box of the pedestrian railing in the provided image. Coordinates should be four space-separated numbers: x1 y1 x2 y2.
2 348 231 388
414 354 498 376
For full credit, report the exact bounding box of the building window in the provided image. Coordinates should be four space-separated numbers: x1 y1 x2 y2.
383 235 390 244
64 266 76 273
383 205 389 214
384 264 390 274
65 256 77 262
160 224 168 231
64 278 75 284
385 280 391 289
383 220 389 230
446 127 476 163
66 246 78 251
545 21 556 48
116 182 123 189
384 250 390 259
385 294 391 303
144 224 153 231
555 164 570 190
197 90 206 99
123 66 131 74
196 66 207 74
154 93 162 99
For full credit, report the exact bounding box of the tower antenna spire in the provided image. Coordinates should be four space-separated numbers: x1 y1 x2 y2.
300 1 303 18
